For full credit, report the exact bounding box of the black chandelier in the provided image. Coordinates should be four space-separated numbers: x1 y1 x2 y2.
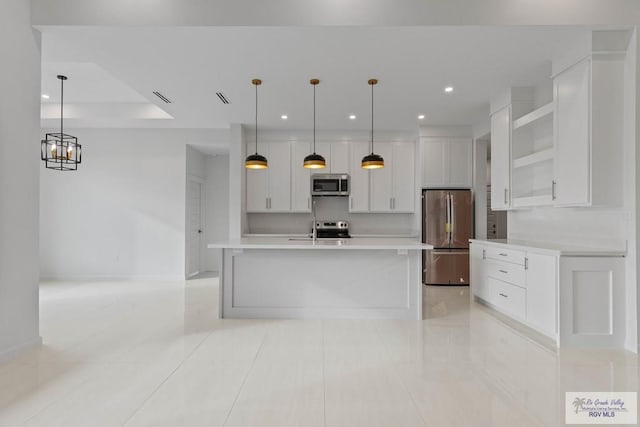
41 75 82 171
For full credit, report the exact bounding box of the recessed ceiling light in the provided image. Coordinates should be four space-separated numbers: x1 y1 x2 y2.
41 94 49 99
444 86 454 93
349 115 356 120
281 115 288 120
418 115 425 120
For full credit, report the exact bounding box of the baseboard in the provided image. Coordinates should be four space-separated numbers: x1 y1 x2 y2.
0 335 42 363
40 275 185 282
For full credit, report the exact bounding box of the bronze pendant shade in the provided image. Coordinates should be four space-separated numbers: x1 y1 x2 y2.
245 79 268 169
303 78 326 169
361 78 384 169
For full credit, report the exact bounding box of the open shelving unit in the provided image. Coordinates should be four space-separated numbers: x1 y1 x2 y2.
510 101 555 207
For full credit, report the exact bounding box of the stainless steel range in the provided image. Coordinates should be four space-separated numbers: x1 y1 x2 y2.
314 220 350 239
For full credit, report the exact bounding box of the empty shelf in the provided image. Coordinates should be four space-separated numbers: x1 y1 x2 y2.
513 102 554 130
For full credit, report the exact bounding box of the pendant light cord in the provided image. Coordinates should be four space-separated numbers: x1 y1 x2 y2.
254 83 258 155
313 83 316 154
60 77 64 138
370 82 374 155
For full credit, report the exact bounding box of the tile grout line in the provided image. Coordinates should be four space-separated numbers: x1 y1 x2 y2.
221 328 268 427
372 322 429 427
120 330 213 426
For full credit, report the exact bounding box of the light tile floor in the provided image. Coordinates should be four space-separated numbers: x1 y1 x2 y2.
0 276 638 426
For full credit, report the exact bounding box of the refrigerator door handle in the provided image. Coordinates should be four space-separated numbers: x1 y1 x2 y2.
446 193 452 245
449 192 455 244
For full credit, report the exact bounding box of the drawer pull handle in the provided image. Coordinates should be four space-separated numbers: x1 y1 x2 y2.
499 270 508 274
498 253 508 257
499 293 508 298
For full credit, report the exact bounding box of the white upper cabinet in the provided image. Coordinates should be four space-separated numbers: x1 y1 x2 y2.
391 142 416 212
553 59 590 206
553 56 624 207
422 137 472 188
330 141 349 174
510 101 554 208
315 141 349 174
370 144 393 212
370 142 415 213
246 141 292 213
291 141 312 212
490 106 511 210
348 141 370 212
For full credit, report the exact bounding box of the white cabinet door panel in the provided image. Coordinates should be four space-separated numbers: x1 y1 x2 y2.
423 139 447 187
392 142 415 212
330 141 349 174
370 144 393 212
554 59 590 206
267 142 292 211
525 253 557 337
449 138 473 187
470 243 487 300
315 142 331 172
246 143 269 212
490 106 511 210
349 141 370 212
291 142 312 212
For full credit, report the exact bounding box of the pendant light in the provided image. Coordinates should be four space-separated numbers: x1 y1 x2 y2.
245 79 268 169
41 75 82 171
361 78 384 169
303 79 326 169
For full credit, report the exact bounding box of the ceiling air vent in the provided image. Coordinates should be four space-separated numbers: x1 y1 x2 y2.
152 91 172 104
216 92 230 104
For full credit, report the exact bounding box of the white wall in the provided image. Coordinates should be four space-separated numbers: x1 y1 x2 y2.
204 155 229 271
0 0 42 360
40 128 227 280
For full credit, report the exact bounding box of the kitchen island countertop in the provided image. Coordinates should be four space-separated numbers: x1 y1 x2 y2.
208 237 432 251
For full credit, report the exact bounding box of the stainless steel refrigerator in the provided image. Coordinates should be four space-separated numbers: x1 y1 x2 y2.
422 189 473 285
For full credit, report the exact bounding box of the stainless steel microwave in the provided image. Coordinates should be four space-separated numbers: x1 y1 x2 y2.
311 174 349 196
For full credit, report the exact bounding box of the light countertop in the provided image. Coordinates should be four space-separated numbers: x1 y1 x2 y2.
469 238 626 257
208 237 432 251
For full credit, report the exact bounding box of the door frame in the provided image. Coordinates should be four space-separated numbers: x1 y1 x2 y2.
185 175 205 279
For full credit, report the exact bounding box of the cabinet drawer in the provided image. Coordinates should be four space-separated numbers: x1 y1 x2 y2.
487 261 526 288
487 277 526 320
486 246 525 266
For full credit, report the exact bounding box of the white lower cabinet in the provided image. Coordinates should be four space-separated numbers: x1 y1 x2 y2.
525 252 557 337
487 277 526 321
470 241 556 340
470 241 624 348
470 243 487 300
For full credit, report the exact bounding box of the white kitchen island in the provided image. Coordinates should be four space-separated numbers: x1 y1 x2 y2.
208 237 432 320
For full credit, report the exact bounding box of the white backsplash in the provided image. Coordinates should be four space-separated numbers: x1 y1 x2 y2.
508 207 629 251
247 197 416 236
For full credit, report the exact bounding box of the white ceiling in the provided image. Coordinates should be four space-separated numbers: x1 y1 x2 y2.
40 26 592 131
